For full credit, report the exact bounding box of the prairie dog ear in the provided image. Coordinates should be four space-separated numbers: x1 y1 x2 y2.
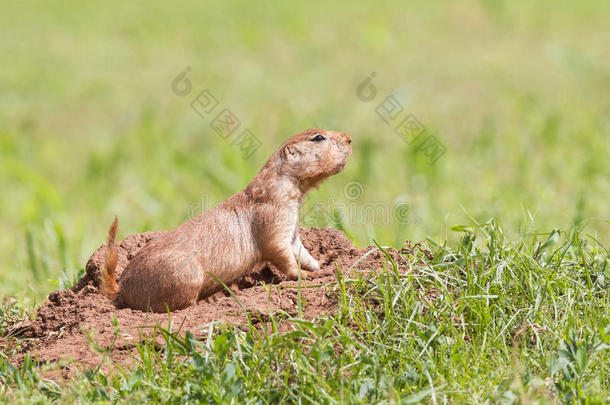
284 144 302 160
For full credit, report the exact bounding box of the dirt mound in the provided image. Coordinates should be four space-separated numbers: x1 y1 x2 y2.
4 228 411 376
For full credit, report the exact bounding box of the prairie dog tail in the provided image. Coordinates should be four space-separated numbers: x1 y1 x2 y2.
100 216 119 300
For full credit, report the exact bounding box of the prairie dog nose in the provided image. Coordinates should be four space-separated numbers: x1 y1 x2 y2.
337 132 351 145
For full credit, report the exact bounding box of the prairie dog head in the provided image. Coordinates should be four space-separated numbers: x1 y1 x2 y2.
280 129 352 189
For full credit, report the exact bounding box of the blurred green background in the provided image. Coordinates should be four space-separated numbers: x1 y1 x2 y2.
1 0 608 300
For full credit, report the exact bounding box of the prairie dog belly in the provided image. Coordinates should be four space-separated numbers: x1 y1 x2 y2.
194 207 261 297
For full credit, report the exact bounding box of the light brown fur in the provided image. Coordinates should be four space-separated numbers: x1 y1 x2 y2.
100 216 118 300
100 128 352 312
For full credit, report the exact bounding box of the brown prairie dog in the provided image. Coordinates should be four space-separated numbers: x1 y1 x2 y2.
100 128 352 312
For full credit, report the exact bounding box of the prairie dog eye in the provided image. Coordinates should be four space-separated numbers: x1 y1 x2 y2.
311 134 326 142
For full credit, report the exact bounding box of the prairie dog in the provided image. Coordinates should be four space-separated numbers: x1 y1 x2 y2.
100 128 352 312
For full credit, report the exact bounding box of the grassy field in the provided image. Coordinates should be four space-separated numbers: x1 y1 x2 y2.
1 0 609 402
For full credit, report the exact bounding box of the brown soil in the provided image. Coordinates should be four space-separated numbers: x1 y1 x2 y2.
3 228 411 377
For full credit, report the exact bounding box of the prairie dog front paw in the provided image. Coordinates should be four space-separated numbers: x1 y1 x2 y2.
302 259 320 272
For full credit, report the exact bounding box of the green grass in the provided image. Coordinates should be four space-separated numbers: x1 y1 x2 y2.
1 0 609 402
1 221 609 403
